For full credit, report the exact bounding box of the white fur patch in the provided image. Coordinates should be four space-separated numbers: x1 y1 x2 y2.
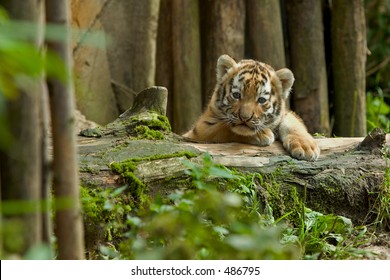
265 106 274 114
263 82 271 94
257 80 271 97
232 75 242 89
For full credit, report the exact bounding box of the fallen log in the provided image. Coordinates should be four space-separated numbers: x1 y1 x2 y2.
78 87 389 225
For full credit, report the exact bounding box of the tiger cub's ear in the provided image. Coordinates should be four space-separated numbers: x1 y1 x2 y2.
276 68 295 99
217 54 237 82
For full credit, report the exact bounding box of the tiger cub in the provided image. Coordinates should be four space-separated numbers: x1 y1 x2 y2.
183 54 320 161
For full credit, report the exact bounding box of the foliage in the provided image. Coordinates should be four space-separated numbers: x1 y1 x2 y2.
282 208 371 259
366 89 390 132
365 0 390 92
365 147 390 230
80 186 132 250
109 151 197 206
0 6 107 150
116 154 298 260
0 7 66 151
376 148 390 230
365 0 390 133
82 153 375 260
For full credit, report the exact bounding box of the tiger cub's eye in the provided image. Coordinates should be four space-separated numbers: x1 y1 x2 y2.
232 92 241 99
257 97 267 104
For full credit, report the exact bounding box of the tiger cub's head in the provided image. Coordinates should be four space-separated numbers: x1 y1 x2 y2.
211 54 294 137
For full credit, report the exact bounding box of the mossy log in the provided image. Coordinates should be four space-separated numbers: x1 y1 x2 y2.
78 87 389 225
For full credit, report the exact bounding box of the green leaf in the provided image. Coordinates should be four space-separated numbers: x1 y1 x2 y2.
208 166 235 178
127 216 142 227
226 235 255 251
111 186 127 197
103 200 114 210
24 244 53 260
100 245 120 259
213 226 229 237
223 193 242 207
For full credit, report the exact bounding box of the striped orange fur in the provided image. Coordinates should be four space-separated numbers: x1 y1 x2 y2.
183 54 320 161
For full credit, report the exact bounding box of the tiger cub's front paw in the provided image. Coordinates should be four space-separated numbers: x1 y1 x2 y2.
283 134 320 161
256 128 275 146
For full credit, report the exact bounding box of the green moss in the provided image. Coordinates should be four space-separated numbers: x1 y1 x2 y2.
102 110 172 140
222 168 305 226
306 171 358 217
110 151 198 206
368 155 390 230
135 113 171 132
79 127 102 138
134 125 164 140
80 186 105 223
80 165 100 175
123 151 198 163
283 187 305 225
110 160 145 202
80 185 134 256
255 171 303 222
124 111 172 140
262 176 285 217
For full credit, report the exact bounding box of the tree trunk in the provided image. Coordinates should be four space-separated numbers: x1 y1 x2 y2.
45 0 85 259
200 0 246 104
286 0 330 135
71 0 120 125
0 175 2 257
0 0 43 256
155 0 174 124
246 0 286 70
103 0 160 110
119 86 168 118
40 80 52 245
332 0 367 136
171 0 202 134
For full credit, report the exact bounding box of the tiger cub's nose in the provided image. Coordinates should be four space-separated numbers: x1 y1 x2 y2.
238 110 253 122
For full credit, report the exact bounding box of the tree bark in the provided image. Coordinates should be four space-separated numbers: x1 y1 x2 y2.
45 0 85 259
332 0 367 136
171 0 202 134
0 174 2 257
200 0 246 104
119 86 168 118
286 0 330 135
0 0 43 255
155 0 174 125
246 0 286 70
102 0 160 110
71 0 120 125
40 79 52 245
